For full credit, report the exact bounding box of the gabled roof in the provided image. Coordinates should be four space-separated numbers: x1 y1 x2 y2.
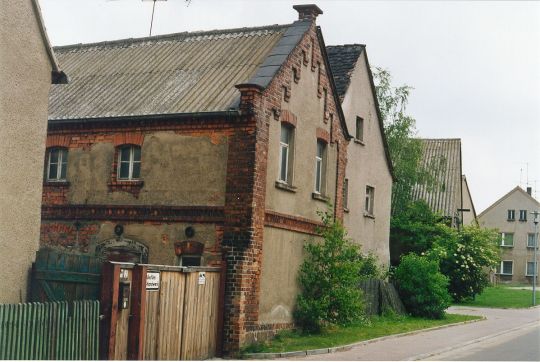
326 44 365 101
412 138 462 218
49 20 311 121
325 44 394 180
478 186 540 218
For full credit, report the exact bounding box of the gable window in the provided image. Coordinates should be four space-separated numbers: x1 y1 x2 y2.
526 262 537 276
507 209 515 221
343 178 349 210
365 186 375 216
46 148 68 181
519 210 527 221
118 145 141 180
279 124 294 184
500 232 514 247
527 233 537 248
497 260 513 275
314 140 327 194
355 116 364 142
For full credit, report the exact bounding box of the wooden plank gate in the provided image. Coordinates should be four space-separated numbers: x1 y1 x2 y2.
0 300 100 360
100 262 225 360
31 249 103 302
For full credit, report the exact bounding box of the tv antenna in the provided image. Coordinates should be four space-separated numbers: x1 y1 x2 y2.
143 0 167 36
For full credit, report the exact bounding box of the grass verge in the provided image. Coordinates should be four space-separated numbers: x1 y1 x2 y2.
455 286 540 309
242 313 480 354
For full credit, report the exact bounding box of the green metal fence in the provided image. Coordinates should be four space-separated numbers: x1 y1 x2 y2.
0 300 99 360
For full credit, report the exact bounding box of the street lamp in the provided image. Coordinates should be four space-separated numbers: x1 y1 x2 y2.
532 210 539 306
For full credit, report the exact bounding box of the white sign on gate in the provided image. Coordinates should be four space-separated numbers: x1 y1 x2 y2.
146 271 160 291
198 272 206 285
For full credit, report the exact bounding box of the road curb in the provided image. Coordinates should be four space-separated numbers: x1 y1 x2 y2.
243 316 486 359
407 319 540 361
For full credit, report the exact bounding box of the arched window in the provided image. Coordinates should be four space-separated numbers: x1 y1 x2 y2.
117 145 141 180
46 147 68 181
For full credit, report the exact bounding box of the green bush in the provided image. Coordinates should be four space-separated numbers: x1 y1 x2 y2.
393 253 451 319
294 210 365 332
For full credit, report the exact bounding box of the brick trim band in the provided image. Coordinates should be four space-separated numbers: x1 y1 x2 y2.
42 204 224 223
264 210 323 235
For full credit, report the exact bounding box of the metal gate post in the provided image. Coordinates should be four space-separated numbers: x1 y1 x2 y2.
128 265 147 360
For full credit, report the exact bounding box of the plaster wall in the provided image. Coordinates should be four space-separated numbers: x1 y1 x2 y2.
0 0 53 303
462 177 477 226
478 188 540 284
65 131 228 206
265 54 337 221
340 52 392 266
258 226 316 324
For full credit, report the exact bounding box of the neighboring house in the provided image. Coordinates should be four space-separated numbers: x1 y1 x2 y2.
0 0 66 303
411 138 477 227
326 44 393 266
478 186 540 285
40 5 360 351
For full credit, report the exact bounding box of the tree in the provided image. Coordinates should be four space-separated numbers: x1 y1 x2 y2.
373 68 439 216
294 210 365 332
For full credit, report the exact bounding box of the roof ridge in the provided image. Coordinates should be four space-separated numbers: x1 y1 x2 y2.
53 23 291 52
419 138 462 141
326 43 366 48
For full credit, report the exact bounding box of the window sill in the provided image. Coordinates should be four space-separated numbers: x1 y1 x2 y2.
500 245 514 248
363 212 375 219
527 246 538 249
497 273 513 276
507 219 515 222
109 180 144 187
312 192 330 203
275 181 297 193
43 180 70 187
354 139 365 146
519 220 527 222
343 207 350 213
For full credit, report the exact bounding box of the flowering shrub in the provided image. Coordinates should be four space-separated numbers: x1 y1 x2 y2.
427 226 500 302
393 253 451 319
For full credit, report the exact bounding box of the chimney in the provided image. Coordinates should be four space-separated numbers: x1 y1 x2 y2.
293 4 323 21
527 187 532 195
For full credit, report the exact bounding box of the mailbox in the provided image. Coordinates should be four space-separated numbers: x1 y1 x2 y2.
119 281 131 310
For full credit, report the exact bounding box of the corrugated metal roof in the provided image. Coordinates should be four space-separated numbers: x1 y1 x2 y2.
49 24 301 120
325 44 365 100
411 138 462 218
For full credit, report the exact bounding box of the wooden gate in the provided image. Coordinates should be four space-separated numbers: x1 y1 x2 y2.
31 249 103 302
100 262 224 360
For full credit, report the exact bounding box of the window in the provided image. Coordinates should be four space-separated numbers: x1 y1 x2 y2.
355 116 364 142
46 148 68 181
314 141 326 194
527 233 537 248
500 232 514 247
365 186 375 215
343 178 349 210
497 260 513 275
279 124 294 184
519 210 527 221
507 209 515 221
526 262 537 276
118 145 141 180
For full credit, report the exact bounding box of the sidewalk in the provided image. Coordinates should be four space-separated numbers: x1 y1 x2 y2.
284 306 540 361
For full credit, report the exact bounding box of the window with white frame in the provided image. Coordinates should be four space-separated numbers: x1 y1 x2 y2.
496 260 513 275
500 232 514 247
519 209 527 221
526 261 537 276
279 124 294 184
118 145 141 180
365 186 375 215
507 209 515 221
314 140 326 194
46 148 68 181
355 116 364 142
527 233 537 248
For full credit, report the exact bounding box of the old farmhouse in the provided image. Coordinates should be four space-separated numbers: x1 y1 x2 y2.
40 4 392 351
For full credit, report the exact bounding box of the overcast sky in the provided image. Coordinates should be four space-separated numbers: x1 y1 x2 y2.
40 0 540 213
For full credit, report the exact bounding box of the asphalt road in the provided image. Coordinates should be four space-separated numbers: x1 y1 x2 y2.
424 323 540 361
286 306 540 361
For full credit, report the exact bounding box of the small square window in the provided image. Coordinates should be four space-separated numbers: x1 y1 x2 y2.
507 209 515 221
519 210 527 221
365 186 375 215
497 260 513 275
355 117 364 142
500 232 514 247
46 148 68 181
526 262 537 276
